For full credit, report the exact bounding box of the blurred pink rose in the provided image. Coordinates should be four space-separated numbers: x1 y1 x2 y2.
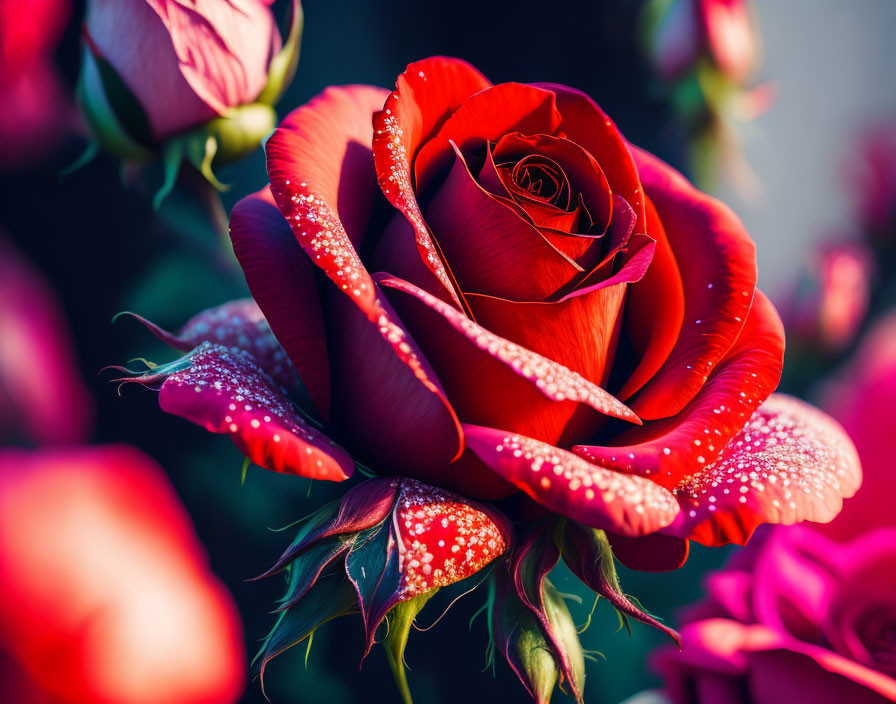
782 240 873 355
84 0 283 140
0 445 246 704
654 525 896 704
815 313 896 542
0 0 74 169
850 124 896 236
0 233 93 446
642 0 758 83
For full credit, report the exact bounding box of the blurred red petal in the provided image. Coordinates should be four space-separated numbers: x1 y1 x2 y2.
0 445 245 704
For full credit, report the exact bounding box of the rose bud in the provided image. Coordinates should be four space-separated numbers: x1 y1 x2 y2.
0 445 245 703
783 240 873 357
0 232 93 446
78 0 302 193
651 525 896 704
118 57 862 701
252 476 509 700
641 0 758 84
850 124 896 239
0 0 74 169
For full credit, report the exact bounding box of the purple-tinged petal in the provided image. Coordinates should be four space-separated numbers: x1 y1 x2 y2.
121 297 299 391
230 186 331 419
120 342 353 481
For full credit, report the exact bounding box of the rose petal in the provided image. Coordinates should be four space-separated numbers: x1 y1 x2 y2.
376 275 641 435
413 82 563 193
425 144 583 301
324 282 464 478
462 425 679 536
394 478 509 600
663 394 862 546
574 289 784 489
372 57 491 306
0 235 93 445
627 147 758 419
607 531 690 572
122 296 300 393
149 342 354 481
535 83 647 229
266 85 460 427
230 186 331 418
614 196 685 401
145 0 281 114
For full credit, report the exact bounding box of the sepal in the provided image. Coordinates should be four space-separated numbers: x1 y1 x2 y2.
256 477 509 697
558 520 680 644
256 0 304 106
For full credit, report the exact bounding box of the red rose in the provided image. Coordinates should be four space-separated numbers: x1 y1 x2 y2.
212 56 860 554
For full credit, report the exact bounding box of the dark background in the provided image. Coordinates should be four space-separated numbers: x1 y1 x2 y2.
1 1 734 702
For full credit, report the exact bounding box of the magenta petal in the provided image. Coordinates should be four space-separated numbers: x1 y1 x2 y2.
463 424 679 536
230 187 331 418
155 343 353 481
122 297 300 392
663 394 862 546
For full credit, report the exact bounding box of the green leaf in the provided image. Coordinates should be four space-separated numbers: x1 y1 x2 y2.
383 590 437 704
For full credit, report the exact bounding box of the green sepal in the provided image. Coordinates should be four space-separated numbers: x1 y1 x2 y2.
61 141 101 177
253 574 358 693
277 535 356 611
384 590 437 704
257 0 304 106
153 140 185 210
542 578 585 699
344 519 402 650
490 577 559 704
77 42 154 161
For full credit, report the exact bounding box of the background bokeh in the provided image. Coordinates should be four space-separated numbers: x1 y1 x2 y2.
1 1 891 702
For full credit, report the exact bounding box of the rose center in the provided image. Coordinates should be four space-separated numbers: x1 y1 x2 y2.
504 155 571 210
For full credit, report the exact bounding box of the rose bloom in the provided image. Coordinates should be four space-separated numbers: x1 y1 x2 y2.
0 0 73 168
782 240 873 356
642 0 758 83
652 525 896 704
0 233 92 446
83 0 285 140
122 55 859 554
118 55 862 701
815 313 896 542
0 445 245 704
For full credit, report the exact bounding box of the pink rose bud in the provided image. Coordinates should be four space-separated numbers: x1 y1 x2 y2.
641 0 758 84
78 0 302 175
783 241 873 355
